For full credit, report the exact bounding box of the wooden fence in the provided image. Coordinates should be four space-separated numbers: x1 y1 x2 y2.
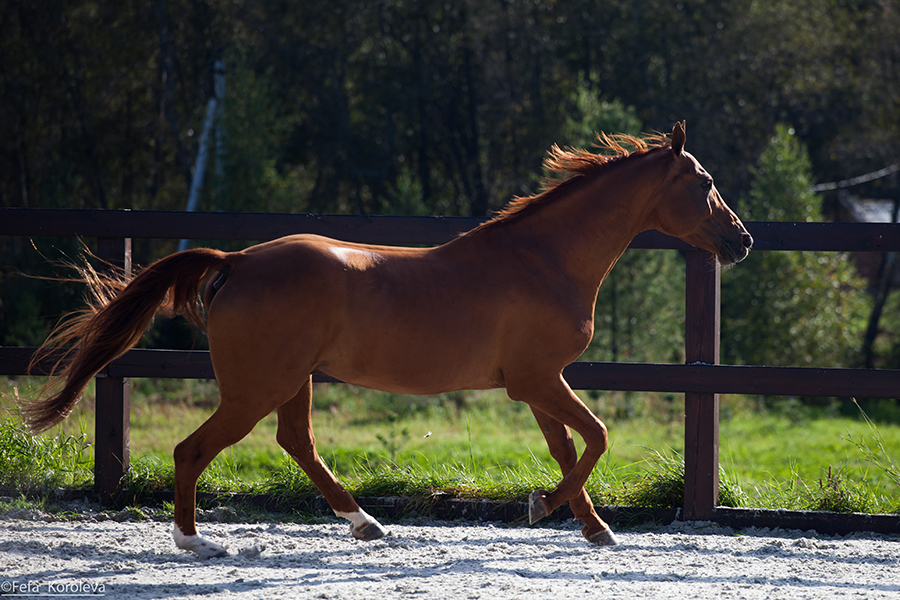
2 208 899 520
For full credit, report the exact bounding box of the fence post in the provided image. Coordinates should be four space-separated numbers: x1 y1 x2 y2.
683 250 721 520
94 237 132 497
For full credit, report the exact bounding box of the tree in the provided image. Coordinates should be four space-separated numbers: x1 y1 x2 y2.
211 51 311 217
721 125 869 368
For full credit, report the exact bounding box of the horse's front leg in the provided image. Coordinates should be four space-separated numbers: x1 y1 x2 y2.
510 374 617 545
276 377 387 541
529 406 618 546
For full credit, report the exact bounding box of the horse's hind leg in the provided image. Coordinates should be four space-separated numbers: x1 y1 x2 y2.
529 406 618 546
172 400 272 558
276 376 387 541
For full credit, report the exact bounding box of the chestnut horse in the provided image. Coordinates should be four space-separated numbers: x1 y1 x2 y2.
24 123 751 558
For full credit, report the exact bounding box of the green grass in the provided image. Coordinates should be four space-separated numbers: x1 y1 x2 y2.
0 414 93 494
2 376 899 514
718 406 900 512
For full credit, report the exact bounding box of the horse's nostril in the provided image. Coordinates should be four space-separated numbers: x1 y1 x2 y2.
741 233 753 248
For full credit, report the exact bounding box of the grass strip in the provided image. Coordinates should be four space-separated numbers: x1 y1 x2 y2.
2 416 895 517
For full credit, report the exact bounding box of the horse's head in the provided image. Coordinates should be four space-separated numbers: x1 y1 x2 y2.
649 122 752 265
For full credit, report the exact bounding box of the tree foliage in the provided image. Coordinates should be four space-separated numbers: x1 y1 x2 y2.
722 125 869 367
4 0 898 216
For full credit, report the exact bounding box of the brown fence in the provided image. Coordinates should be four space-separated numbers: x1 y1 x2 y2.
2 208 900 520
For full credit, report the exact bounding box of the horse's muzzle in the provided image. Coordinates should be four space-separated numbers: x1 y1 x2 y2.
720 231 753 265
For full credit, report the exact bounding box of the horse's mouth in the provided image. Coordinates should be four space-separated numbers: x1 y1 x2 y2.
718 233 752 266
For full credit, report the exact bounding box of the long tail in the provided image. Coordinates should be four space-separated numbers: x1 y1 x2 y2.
22 248 232 434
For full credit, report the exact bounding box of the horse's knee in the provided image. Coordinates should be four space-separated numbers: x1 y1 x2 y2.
591 420 609 456
576 419 608 459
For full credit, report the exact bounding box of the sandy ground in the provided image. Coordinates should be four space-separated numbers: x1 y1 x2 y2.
1 506 899 599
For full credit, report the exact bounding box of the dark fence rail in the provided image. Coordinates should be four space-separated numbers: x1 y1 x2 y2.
6 347 899 398
2 207 899 250
2 208 899 520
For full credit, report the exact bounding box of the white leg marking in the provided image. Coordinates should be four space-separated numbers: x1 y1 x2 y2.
587 527 620 546
335 509 388 541
173 523 228 559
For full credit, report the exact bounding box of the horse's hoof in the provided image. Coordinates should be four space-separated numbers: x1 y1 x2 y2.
173 524 228 559
195 540 229 559
350 519 388 541
528 489 551 524
586 527 619 546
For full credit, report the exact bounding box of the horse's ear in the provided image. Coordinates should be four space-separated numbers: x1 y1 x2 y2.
671 121 686 156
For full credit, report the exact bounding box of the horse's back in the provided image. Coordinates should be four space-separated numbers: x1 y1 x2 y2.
204 234 511 393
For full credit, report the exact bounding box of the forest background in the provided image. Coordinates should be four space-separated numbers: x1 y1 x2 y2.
1 0 899 410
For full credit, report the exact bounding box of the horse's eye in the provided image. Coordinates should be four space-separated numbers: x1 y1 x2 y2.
703 178 713 192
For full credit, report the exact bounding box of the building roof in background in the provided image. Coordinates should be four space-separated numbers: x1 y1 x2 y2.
840 196 898 224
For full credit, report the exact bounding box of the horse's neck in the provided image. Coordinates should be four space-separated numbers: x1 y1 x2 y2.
508 153 665 295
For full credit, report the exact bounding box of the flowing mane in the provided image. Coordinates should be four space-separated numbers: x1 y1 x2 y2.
464 132 672 236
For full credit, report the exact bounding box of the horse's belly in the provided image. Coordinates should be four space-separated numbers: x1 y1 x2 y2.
323 369 501 396
317 332 504 394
